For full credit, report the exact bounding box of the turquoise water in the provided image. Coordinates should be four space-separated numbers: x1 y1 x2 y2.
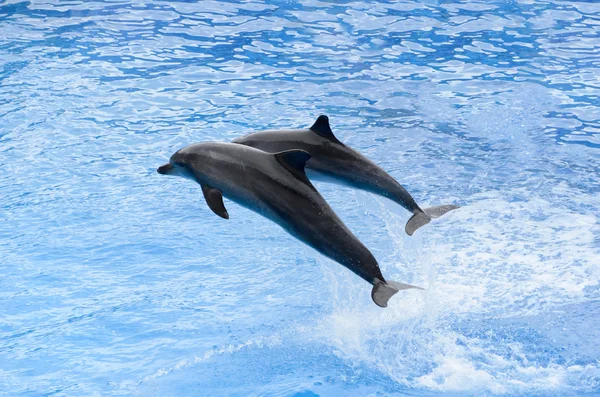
2 0 600 396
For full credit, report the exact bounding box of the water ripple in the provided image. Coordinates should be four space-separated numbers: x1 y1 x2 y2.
1 0 600 396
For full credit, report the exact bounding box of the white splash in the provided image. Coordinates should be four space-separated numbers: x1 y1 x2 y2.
311 187 600 394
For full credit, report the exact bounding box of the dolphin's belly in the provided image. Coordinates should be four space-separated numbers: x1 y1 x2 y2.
308 158 420 213
270 195 382 283
225 180 379 282
304 168 352 187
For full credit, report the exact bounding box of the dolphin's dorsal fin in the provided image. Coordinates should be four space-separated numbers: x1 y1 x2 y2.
274 150 311 174
274 150 312 184
201 185 229 219
309 115 340 143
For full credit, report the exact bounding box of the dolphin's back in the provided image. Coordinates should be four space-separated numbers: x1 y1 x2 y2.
234 128 422 209
233 116 459 235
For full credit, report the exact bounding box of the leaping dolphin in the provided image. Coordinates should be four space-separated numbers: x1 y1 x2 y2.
157 142 421 307
233 116 458 235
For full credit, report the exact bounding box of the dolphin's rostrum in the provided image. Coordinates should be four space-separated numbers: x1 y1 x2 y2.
158 142 421 307
233 115 459 235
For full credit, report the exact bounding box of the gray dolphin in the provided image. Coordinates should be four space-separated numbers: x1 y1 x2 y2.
157 142 421 307
233 116 459 235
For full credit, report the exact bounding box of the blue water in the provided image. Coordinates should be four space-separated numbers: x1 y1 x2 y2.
2 0 600 396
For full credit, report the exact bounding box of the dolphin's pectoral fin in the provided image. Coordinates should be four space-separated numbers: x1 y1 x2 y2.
309 115 341 144
274 150 312 184
201 185 229 219
371 278 423 308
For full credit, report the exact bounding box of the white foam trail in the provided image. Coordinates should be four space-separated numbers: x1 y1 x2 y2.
138 335 282 385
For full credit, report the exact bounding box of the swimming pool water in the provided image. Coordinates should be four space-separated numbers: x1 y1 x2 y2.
1 0 600 396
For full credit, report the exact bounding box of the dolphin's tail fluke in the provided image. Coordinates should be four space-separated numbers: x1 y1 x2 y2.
405 204 460 236
371 279 423 308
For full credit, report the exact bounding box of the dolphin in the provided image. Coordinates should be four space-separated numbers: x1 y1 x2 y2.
232 115 459 235
157 142 421 307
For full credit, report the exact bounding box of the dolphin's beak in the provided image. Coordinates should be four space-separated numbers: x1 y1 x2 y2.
157 163 173 175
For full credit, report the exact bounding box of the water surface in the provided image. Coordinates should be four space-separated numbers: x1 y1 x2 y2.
1 0 600 396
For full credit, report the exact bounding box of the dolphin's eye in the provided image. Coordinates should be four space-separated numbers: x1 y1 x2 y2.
174 162 186 168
